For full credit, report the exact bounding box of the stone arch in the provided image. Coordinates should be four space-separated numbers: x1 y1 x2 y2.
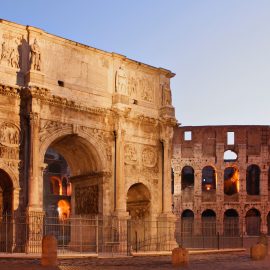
40 129 108 173
202 209 216 236
224 166 239 196
223 150 238 162
246 164 260 195
202 165 216 191
181 166 194 190
245 208 261 236
223 209 239 236
181 209 194 235
0 169 13 214
42 130 108 217
127 182 151 220
0 165 19 211
127 183 151 248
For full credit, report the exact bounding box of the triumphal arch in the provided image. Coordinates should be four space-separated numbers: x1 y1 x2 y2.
0 19 177 252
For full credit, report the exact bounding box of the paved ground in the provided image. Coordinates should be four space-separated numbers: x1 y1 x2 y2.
0 251 269 270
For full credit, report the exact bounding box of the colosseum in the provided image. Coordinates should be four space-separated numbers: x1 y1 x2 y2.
172 125 270 247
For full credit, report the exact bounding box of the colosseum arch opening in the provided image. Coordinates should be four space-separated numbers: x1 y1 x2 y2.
202 209 216 237
181 166 194 202
223 209 239 236
224 166 239 197
202 166 216 202
246 165 260 196
245 208 261 236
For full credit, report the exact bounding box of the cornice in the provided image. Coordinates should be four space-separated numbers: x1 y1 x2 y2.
0 84 20 98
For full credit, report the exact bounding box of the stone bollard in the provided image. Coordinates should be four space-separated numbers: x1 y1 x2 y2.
258 234 268 249
172 246 189 266
41 235 58 267
250 243 267 260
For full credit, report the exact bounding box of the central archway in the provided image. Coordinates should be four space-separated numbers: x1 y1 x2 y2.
43 134 105 217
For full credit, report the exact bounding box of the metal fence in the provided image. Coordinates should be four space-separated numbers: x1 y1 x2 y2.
0 213 263 255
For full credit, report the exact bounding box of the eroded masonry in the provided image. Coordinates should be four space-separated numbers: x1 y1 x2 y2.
172 126 270 246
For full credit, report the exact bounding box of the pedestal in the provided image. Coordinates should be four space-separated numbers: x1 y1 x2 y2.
26 210 44 253
25 70 45 86
157 213 178 251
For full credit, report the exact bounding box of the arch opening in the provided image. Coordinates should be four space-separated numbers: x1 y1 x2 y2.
224 209 239 236
127 183 151 249
224 166 239 196
224 150 238 162
0 169 13 215
181 166 194 190
181 210 194 239
202 209 216 236
246 165 260 195
43 134 104 219
245 208 261 236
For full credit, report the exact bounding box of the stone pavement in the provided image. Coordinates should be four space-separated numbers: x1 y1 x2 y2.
0 251 269 270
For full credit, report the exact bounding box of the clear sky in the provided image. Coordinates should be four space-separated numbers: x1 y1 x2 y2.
1 0 270 126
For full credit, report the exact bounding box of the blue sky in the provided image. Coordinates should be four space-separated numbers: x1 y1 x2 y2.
1 0 270 126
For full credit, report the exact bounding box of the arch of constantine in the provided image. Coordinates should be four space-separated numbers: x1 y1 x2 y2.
0 19 176 253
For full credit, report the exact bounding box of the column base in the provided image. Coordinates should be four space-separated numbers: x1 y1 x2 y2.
157 212 179 251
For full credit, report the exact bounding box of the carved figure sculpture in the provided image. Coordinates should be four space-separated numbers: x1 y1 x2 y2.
10 48 19 68
30 39 41 71
115 65 128 95
0 42 9 61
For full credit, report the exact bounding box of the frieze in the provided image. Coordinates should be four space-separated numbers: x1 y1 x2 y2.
142 146 157 167
115 66 155 103
75 185 99 215
0 34 21 69
0 122 20 147
124 144 137 164
0 146 19 160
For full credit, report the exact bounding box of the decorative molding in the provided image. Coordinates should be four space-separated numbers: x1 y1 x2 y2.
0 84 20 98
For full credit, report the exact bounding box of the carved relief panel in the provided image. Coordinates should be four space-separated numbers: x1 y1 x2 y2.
142 146 157 168
0 33 23 69
0 122 20 160
115 65 156 103
124 144 137 165
75 185 99 215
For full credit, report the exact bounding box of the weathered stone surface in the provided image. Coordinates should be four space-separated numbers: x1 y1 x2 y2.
41 235 57 266
172 247 189 266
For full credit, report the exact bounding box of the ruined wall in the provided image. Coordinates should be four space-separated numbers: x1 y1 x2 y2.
172 125 270 235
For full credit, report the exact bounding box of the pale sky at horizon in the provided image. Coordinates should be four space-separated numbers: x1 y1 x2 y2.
1 0 269 126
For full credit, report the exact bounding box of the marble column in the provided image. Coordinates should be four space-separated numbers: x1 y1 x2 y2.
28 112 42 211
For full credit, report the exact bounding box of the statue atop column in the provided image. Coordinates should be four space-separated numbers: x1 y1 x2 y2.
30 39 41 71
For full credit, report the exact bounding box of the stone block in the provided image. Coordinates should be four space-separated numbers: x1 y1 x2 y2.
172 246 189 266
41 235 58 266
250 243 267 260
